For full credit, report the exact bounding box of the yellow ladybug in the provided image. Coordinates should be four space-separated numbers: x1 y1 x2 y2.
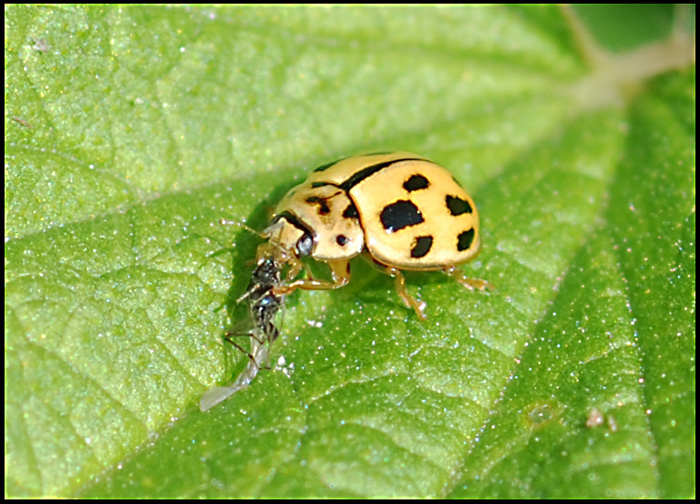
259 152 491 319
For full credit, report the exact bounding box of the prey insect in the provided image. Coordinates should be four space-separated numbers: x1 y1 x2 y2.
199 250 285 412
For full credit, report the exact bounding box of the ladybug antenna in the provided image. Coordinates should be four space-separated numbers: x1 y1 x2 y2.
219 218 267 238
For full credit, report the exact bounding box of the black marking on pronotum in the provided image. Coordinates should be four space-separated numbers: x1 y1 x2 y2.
411 235 433 258
275 211 313 235
403 174 430 192
343 202 359 219
446 195 473 215
336 235 348 246
305 196 331 215
313 157 345 172
380 200 424 233
311 181 331 188
457 228 475 251
339 158 423 192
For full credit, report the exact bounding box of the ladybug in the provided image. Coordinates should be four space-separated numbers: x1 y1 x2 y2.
201 152 491 410
260 152 490 319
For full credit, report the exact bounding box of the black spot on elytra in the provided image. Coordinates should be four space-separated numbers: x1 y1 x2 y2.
403 174 430 192
380 200 424 233
446 195 473 215
457 229 475 251
336 235 348 246
306 196 330 215
342 202 359 219
411 235 433 258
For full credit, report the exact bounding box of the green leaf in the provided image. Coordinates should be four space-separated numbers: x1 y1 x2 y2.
5 5 694 498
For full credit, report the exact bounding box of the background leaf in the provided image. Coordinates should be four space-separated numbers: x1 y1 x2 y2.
5 5 695 498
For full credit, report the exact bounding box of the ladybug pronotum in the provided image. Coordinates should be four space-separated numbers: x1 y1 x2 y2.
259 151 490 319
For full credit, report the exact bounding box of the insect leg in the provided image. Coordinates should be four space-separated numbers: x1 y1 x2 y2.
442 265 493 291
272 259 351 295
224 331 260 364
380 266 427 320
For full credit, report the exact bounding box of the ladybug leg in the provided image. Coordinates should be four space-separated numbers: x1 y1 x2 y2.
442 265 493 291
272 259 351 295
284 255 313 282
382 266 427 320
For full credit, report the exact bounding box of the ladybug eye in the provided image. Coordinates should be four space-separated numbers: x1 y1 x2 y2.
296 233 314 257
